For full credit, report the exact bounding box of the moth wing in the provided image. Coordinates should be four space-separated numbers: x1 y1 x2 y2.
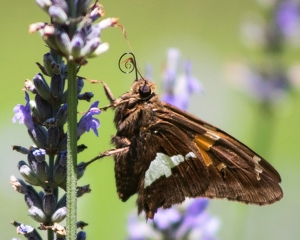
138 103 283 219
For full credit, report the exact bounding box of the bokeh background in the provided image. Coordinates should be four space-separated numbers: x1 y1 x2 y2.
1 0 300 239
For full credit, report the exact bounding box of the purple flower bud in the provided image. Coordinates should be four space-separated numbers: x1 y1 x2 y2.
16 223 42 239
77 101 100 137
28 150 38 173
71 35 84 59
35 0 52 12
51 206 67 223
44 117 56 128
28 206 47 223
10 175 28 194
55 31 71 57
77 221 88 229
53 151 67 186
98 18 119 29
50 74 65 99
35 94 52 122
57 135 67 151
12 145 30 155
28 206 47 222
89 3 104 22
77 184 91 198
52 0 68 13
76 162 86 180
77 144 87 153
24 185 43 210
85 24 101 42
12 92 34 130
43 52 55 76
86 42 109 58
76 0 91 16
18 161 41 186
76 231 86 240
43 187 57 216
32 149 49 183
47 126 60 150
42 28 60 53
24 79 37 94
29 22 47 33
28 124 48 148
78 92 94 101
77 77 84 94
49 5 68 24
80 38 100 57
33 148 46 163
33 73 51 101
55 103 68 127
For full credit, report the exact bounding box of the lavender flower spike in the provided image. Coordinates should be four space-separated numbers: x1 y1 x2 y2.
12 92 34 131
77 101 101 137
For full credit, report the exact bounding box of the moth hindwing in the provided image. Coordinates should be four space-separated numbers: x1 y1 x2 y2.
100 78 283 219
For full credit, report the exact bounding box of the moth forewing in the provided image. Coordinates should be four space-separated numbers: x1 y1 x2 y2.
100 78 283 219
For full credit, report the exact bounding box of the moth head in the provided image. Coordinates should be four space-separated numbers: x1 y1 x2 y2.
133 79 156 100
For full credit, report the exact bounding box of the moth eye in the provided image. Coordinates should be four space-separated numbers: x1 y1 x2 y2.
139 85 151 99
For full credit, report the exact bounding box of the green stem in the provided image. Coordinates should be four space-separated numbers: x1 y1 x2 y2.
47 228 54 240
66 1 77 239
66 60 78 240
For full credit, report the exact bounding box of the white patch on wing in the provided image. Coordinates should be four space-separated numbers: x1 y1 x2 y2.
185 152 196 159
144 152 195 188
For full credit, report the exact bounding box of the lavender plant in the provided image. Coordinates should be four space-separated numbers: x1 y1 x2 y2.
223 2 299 238
127 49 219 240
226 0 300 155
127 199 220 240
229 0 300 109
10 1 117 239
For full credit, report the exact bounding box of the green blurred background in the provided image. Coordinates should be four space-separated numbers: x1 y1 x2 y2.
1 0 300 239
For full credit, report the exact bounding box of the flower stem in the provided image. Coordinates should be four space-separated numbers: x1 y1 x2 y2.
47 228 54 240
66 60 78 240
66 1 78 239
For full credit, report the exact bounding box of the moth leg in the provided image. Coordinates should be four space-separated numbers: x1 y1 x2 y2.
111 135 131 148
82 147 129 168
100 81 131 111
101 81 115 104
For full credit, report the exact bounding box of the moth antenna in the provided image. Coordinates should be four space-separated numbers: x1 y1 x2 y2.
118 52 145 81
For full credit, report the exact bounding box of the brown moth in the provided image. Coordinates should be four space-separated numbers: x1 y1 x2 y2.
96 76 283 220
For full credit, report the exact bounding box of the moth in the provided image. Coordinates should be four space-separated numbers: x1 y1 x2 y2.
95 55 283 219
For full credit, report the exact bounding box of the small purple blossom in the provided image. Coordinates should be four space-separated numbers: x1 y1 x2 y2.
127 198 219 240
176 199 219 239
33 148 46 162
161 49 203 111
12 92 34 130
225 61 290 104
127 213 161 240
185 198 209 216
77 101 101 137
275 0 300 39
154 207 181 230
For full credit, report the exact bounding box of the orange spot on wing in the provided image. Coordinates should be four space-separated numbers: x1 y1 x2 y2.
194 134 215 166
